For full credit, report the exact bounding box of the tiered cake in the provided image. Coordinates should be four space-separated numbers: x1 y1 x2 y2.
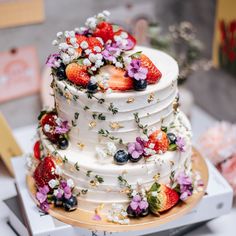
29 11 199 224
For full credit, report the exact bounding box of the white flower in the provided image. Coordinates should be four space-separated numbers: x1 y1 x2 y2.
91 66 97 71
67 179 74 188
70 37 77 44
52 40 58 46
151 191 158 197
85 17 97 29
120 31 128 39
44 124 51 132
115 62 123 68
83 58 91 66
106 142 117 156
123 56 132 67
64 31 70 37
97 13 105 19
96 146 107 160
55 166 62 175
61 53 71 64
114 35 122 42
59 43 69 51
94 46 102 52
95 59 104 68
103 10 110 17
88 53 97 63
149 143 155 149
90 76 98 84
53 189 59 196
56 32 63 39
96 53 103 60
54 60 61 67
80 40 89 49
48 179 59 189
74 27 80 33
67 47 76 56
69 30 75 37
85 49 91 55
131 190 137 197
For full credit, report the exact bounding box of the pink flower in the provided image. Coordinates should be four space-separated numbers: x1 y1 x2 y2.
46 53 60 68
176 172 193 201
128 137 145 159
92 213 102 221
36 185 49 203
55 120 70 134
40 201 49 213
176 136 185 152
129 194 148 215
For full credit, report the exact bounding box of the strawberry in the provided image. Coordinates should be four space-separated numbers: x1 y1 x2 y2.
114 29 136 50
33 156 58 188
147 183 179 214
66 62 90 87
93 21 114 43
40 112 60 143
146 130 169 154
33 140 41 160
99 65 133 91
87 37 103 53
140 54 162 84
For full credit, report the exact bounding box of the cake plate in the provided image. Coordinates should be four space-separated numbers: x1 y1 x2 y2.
26 148 208 233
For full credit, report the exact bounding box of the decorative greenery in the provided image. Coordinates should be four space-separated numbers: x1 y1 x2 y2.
108 103 118 115
94 175 104 184
62 155 68 163
74 162 80 171
98 129 123 144
117 175 132 198
83 106 90 111
133 112 148 135
86 170 92 177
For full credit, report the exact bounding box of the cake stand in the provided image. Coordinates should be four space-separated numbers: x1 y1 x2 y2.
26 148 208 233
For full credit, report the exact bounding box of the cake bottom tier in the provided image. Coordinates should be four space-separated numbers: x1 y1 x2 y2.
40 111 192 213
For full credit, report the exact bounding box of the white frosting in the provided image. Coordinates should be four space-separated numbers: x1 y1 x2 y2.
53 46 179 151
38 46 193 213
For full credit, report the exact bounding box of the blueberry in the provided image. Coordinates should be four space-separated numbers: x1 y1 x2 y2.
167 133 177 144
54 197 64 207
87 81 98 93
128 154 142 163
58 136 69 150
133 79 147 91
63 196 78 211
114 150 129 165
56 64 66 80
140 208 149 217
126 205 136 217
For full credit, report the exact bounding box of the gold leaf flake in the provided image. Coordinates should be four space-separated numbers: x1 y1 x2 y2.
153 173 160 182
173 100 179 112
89 120 97 128
64 92 72 104
77 142 85 150
147 93 154 103
126 97 135 103
109 122 123 130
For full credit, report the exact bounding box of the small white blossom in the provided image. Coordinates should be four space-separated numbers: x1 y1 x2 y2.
91 66 97 71
120 31 128 39
149 143 155 149
53 189 59 196
96 37 104 45
89 53 97 63
59 43 69 51
90 76 98 83
69 30 75 37
80 40 89 49
106 142 117 156
123 56 132 67
85 16 97 29
94 46 101 52
54 60 61 67
85 49 92 55
56 32 63 39
115 62 123 68
114 35 122 42
61 53 71 64
70 37 77 44
96 53 103 60
103 10 110 17
97 13 105 19
95 59 104 68
64 31 70 37
67 47 76 56
74 27 80 33
96 146 107 160
55 166 62 175
44 124 51 132
52 40 58 46
151 191 158 197
48 179 59 188
83 58 92 66
67 179 74 188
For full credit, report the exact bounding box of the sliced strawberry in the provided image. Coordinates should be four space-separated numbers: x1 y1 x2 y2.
66 62 90 87
40 113 60 143
140 54 162 84
158 184 180 212
114 29 136 50
99 65 133 91
87 37 103 53
146 130 169 154
33 156 58 188
93 21 114 43
33 140 41 160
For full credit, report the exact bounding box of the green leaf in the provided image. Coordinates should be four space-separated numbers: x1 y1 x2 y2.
130 51 142 59
168 143 177 151
37 110 47 121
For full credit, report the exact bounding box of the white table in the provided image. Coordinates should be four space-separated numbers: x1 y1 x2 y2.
0 106 235 236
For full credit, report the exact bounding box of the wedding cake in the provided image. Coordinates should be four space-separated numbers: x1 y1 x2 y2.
29 11 200 224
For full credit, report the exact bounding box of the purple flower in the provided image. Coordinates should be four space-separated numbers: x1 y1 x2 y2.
40 201 49 213
60 180 67 188
128 137 145 159
176 171 193 201
63 186 72 199
55 120 70 134
102 43 121 62
92 213 102 221
127 59 148 80
55 188 64 199
46 53 60 68
129 194 149 215
176 136 186 152
36 185 49 203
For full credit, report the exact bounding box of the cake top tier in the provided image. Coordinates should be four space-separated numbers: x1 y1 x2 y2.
46 11 165 94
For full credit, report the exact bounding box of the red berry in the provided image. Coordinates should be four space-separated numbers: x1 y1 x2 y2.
93 21 114 43
66 62 90 87
33 156 58 188
140 54 162 84
33 140 41 160
87 37 103 53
